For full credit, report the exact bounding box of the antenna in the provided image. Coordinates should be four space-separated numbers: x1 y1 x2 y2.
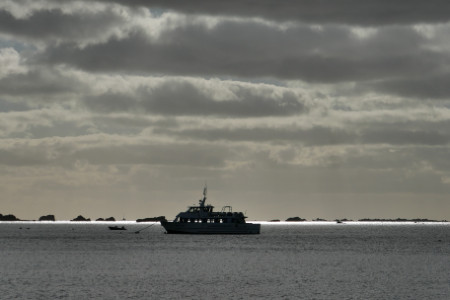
199 183 207 207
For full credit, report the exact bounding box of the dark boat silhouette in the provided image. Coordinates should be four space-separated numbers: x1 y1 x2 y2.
108 226 127 230
160 185 260 234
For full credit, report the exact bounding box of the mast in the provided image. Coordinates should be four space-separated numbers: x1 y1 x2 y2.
198 184 207 207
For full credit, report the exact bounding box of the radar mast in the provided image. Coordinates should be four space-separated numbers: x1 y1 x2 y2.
199 184 207 207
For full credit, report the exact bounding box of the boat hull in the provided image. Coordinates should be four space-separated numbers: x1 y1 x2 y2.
108 226 126 230
160 221 260 234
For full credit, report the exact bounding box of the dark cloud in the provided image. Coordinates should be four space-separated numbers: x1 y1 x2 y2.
370 73 450 99
83 80 306 117
38 23 444 83
0 8 124 41
95 0 450 26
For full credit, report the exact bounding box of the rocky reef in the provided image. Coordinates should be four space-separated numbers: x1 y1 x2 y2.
0 214 20 221
39 215 55 221
285 217 306 222
95 217 116 221
136 216 166 222
358 218 448 222
71 215 91 221
335 218 353 222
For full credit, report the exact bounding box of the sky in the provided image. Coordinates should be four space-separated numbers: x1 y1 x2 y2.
1 1 450 221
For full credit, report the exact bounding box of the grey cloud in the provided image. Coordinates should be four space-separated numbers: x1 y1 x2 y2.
38 21 444 83
140 81 305 117
155 126 354 146
73 143 229 167
0 107 174 139
0 8 124 42
416 146 450 172
369 73 450 99
156 125 450 147
0 98 30 112
83 93 132 113
94 0 450 26
13 119 95 139
93 115 179 133
0 68 86 97
84 80 306 117
0 139 232 168
360 129 450 146
0 147 49 166
0 138 75 166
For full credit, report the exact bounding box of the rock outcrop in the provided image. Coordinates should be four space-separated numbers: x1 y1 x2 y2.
358 218 447 222
96 217 116 221
285 217 306 222
0 214 20 221
336 218 352 222
39 215 55 221
71 215 91 221
136 216 166 222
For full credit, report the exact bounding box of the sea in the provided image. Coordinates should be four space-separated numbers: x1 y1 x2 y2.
0 221 449 299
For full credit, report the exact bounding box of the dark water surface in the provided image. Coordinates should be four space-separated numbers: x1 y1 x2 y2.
0 222 449 299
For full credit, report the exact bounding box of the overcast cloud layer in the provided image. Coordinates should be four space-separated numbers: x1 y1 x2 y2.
1 0 450 221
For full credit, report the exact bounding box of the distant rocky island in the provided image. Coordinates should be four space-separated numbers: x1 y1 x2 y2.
95 217 116 221
270 216 448 222
0 214 20 221
357 218 448 222
0 213 168 222
136 216 167 222
71 215 91 221
39 215 55 221
285 217 307 222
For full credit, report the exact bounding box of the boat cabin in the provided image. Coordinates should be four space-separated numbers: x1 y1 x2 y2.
175 204 247 224
172 186 247 225
187 206 214 213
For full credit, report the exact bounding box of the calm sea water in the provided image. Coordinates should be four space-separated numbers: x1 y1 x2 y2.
0 222 449 299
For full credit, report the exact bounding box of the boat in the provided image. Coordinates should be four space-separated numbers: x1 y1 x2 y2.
160 186 261 234
108 226 127 230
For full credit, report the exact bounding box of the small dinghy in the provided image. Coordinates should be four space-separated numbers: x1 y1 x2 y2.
108 226 127 230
